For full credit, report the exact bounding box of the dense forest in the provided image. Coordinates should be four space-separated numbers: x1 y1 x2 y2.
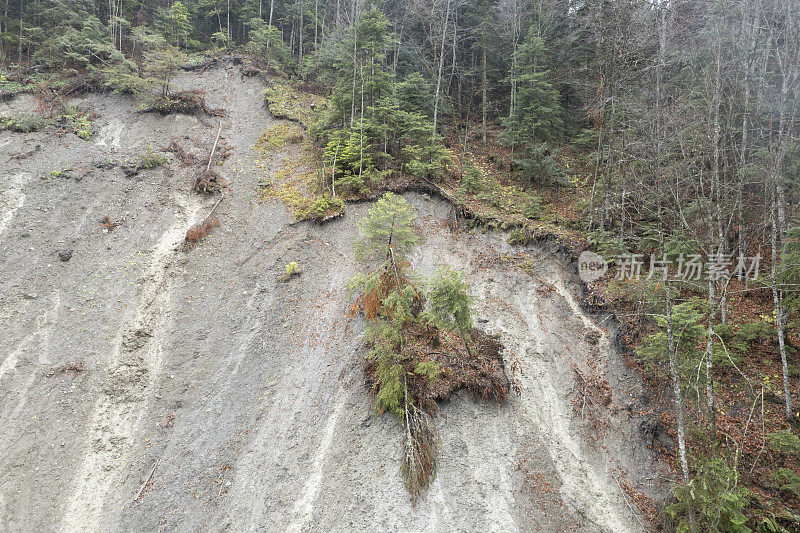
2 0 800 530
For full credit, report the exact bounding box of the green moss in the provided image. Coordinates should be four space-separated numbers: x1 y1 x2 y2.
254 122 304 152
262 82 325 127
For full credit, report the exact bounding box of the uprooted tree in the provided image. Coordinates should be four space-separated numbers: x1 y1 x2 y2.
349 192 511 502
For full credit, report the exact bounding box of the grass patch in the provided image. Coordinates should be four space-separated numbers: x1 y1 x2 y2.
47 165 72 179
262 82 325 127
59 107 95 140
1 114 53 132
0 68 36 97
254 122 304 152
139 146 169 169
254 124 342 221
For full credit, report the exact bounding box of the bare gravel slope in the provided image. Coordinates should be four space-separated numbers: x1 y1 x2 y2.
0 63 663 532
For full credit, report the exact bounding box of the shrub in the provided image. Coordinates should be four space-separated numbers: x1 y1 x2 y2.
139 147 169 169
459 158 484 194
334 172 369 196
522 194 543 220
587 227 629 264
424 267 473 333
278 261 302 282
323 129 374 192
768 430 800 457
508 229 529 246
59 107 94 140
354 192 419 264
0 69 35 96
246 19 296 75
1 114 52 132
308 195 344 220
737 320 775 344
414 360 441 385
185 217 220 246
769 468 800 498
757 516 793 533
666 456 750 533
636 298 706 381
146 90 221 116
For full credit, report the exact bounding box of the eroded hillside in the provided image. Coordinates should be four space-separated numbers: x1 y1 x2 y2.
0 64 664 532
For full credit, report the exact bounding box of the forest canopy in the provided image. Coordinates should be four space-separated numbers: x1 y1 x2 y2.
3 0 800 529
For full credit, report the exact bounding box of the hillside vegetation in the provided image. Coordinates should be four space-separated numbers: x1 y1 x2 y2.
2 0 800 530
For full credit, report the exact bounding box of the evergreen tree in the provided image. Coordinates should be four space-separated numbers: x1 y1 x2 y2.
500 25 563 184
424 266 475 356
354 191 419 266
246 17 294 71
158 1 192 48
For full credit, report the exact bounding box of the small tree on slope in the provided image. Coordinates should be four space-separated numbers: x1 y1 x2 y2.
424 266 475 356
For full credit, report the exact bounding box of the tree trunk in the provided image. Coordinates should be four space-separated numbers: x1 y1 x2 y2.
299 0 304 63
266 0 275 51
481 47 487 143
350 0 359 128
772 192 793 420
666 290 690 484
706 279 718 448
432 0 452 137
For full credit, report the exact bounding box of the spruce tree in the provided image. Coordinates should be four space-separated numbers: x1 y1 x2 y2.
425 266 475 356
500 26 563 184
354 191 419 266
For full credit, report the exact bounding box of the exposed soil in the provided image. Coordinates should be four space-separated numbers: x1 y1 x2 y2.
0 62 667 532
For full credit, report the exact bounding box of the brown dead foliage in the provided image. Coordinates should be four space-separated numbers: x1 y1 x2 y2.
148 90 225 117
214 138 234 161
364 322 510 415
349 263 422 322
185 217 220 246
193 169 226 194
615 467 660 524
572 360 613 434
100 215 123 231
167 140 197 167
34 82 66 116
46 360 87 377
517 453 560 507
